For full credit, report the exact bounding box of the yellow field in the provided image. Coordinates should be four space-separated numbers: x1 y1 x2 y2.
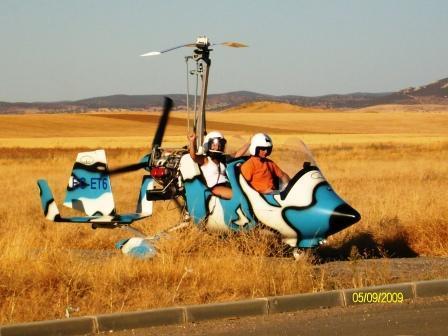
0 103 447 324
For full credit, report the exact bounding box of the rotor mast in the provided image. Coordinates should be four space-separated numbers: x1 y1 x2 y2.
141 36 247 152
192 36 211 151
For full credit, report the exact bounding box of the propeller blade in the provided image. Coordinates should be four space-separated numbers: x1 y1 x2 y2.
140 43 196 57
108 162 147 175
213 41 248 48
109 97 171 176
152 97 173 149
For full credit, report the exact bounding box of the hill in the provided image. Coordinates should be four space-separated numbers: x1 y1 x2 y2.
1 78 447 114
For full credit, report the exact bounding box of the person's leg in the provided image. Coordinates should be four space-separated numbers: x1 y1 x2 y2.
211 185 232 199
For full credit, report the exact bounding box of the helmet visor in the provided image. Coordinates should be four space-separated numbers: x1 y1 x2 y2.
208 138 227 153
256 146 272 156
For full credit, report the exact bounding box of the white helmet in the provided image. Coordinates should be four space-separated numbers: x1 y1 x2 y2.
203 131 227 154
249 133 273 156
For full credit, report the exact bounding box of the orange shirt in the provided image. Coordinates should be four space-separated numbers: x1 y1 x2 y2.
240 156 284 193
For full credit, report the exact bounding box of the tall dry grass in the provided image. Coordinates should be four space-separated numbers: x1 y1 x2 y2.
0 140 447 324
1 104 447 323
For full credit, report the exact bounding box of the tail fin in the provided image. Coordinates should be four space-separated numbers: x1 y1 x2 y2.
37 179 61 221
136 175 154 215
63 149 116 216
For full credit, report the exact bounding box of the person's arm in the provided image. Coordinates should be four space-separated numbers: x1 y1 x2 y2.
272 161 290 188
188 133 205 165
279 171 290 187
233 139 251 158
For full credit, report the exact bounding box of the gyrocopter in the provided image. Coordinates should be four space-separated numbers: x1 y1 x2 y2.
37 36 361 258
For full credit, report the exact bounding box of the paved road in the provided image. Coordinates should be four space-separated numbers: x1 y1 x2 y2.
104 296 448 336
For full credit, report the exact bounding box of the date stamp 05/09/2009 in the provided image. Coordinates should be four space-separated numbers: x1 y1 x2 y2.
351 291 405 304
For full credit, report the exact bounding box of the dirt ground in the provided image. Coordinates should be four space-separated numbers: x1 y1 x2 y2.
313 256 448 284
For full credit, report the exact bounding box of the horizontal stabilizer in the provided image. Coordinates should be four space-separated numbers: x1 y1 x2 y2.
37 179 151 226
37 179 61 221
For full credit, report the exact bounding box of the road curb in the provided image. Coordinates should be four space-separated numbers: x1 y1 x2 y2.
268 290 343 313
1 278 447 335
415 279 448 298
0 317 95 336
96 306 185 332
185 298 268 322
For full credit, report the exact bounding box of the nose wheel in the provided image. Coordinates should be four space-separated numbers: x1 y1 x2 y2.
292 247 311 261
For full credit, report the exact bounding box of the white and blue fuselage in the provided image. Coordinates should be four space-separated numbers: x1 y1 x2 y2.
179 155 360 248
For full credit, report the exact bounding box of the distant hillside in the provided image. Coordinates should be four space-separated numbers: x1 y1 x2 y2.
1 78 447 114
398 77 448 102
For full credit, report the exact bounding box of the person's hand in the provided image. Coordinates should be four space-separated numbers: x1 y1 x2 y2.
188 133 196 142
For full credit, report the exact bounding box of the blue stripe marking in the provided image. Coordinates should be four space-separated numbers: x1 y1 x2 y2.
220 160 257 231
261 193 281 207
183 159 257 230
283 184 345 247
184 178 211 224
65 169 111 197
137 176 152 213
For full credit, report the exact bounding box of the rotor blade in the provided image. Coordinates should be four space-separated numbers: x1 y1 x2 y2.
140 43 196 57
140 51 161 57
213 41 248 48
108 162 147 175
152 97 173 149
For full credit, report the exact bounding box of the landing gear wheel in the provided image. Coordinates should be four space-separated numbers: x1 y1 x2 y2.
292 248 310 261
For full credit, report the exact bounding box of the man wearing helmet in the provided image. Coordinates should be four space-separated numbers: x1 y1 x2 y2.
188 131 249 199
240 133 290 194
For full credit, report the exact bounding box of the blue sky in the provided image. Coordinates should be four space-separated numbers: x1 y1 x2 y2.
1 0 447 102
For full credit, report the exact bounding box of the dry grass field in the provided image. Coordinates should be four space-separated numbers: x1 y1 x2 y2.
0 102 447 324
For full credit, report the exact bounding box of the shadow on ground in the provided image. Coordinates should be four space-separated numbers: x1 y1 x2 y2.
314 232 418 263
